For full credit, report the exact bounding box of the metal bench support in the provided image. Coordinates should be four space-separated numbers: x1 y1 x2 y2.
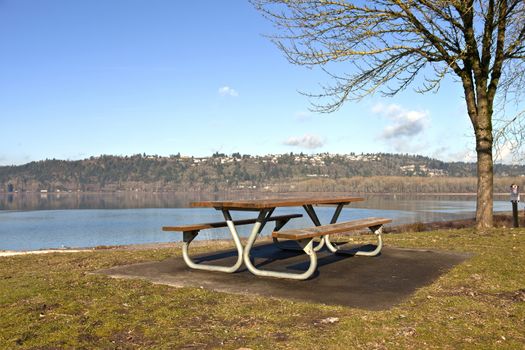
242 209 318 280
181 225 244 273
325 224 384 256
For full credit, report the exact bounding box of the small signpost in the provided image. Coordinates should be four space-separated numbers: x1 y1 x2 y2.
510 184 520 228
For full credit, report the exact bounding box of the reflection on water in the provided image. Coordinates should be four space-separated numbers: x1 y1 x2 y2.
0 192 514 251
0 191 510 211
0 192 206 210
352 194 511 214
1 191 330 210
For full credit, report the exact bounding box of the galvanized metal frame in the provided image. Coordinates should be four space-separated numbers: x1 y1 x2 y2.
181 227 244 273
325 224 384 256
241 208 318 280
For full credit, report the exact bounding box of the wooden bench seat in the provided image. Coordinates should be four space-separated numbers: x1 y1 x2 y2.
272 217 391 258
272 217 392 240
163 213 303 233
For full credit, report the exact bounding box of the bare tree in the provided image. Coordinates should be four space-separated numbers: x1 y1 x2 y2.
252 0 525 228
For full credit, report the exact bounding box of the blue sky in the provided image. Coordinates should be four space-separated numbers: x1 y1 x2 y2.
0 0 516 166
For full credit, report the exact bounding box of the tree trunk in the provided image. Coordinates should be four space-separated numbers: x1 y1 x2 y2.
475 125 494 229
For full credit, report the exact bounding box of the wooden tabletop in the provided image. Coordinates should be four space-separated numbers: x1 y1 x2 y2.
190 196 364 210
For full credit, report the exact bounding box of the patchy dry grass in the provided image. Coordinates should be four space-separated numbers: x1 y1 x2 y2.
1 227 524 349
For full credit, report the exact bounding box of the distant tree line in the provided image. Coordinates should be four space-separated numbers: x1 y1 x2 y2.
1 153 523 193
274 176 522 194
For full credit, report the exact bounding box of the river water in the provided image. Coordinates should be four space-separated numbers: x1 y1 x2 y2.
0 192 514 251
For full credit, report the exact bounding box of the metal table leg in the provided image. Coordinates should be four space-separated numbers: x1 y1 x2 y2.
243 209 318 280
179 210 244 273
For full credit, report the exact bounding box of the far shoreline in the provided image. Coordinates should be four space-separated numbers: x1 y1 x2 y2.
0 190 513 196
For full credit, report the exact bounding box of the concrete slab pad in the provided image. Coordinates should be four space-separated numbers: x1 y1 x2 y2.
97 243 469 310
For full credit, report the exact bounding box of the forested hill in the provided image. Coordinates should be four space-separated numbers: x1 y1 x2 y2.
1 153 524 193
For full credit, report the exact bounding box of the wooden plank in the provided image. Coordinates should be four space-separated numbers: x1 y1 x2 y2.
272 217 392 240
162 213 303 232
190 196 364 210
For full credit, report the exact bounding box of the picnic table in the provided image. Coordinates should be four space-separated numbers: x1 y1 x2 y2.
163 196 391 280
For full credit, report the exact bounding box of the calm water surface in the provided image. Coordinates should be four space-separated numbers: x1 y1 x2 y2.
0 192 513 251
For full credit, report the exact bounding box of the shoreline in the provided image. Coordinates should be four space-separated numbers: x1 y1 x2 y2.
0 248 93 257
0 240 229 258
3 212 523 258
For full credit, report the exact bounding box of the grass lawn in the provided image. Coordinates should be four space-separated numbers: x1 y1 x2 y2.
1 227 524 349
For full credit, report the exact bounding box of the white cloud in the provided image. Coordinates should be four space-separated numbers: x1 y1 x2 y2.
218 86 239 97
283 134 325 149
294 111 313 122
494 141 523 164
498 142 513 162
431 147 476 162
389 139 430 154
434 143 520 164
372 103 429 140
